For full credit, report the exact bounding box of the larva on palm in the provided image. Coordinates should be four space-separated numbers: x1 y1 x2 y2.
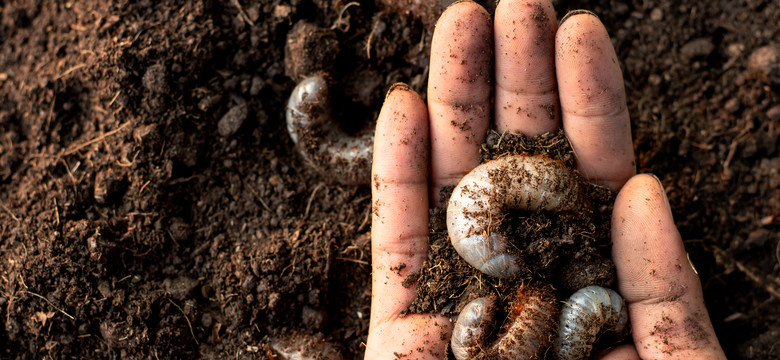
451 283 560 360
554 285 629 360
447 154 589 278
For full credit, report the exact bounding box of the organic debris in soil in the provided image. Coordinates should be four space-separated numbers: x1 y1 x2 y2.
405 131 616 318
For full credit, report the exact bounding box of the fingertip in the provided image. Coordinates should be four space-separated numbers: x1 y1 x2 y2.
559 9 598 26
612 174 685 302
438 0 490 23
375 83 429 183
430 0 493 104
383 82 425 113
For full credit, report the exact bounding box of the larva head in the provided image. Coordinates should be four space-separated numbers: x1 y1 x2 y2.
451 297 496 360
285 76 330 145
554 286 629 360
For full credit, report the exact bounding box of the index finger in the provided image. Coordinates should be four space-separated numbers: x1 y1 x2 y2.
369 84 431 323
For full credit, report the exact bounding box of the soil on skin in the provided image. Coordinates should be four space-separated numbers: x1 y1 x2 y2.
0 0 778 359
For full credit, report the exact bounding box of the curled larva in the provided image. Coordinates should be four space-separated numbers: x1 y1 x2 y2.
447 155 589 278
451 283 560 360
286 76 372 185
269 332 343 360
555 285 629 360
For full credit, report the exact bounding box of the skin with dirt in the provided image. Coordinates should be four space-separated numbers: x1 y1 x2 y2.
0 0 778 359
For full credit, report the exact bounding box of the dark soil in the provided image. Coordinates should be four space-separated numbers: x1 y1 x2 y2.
0 0 778 359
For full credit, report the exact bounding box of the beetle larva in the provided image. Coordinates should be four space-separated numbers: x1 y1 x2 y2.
285 76 373 185
451 283 559 360
554 285 629 360
447 154 589 278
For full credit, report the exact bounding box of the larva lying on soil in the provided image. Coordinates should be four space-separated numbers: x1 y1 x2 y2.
447 154 589 278
285 76 372 185
451 283 560 360
269 332 343 360
555 285 629 360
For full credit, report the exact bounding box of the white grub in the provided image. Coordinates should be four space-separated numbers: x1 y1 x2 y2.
451 297 494 360
447 155 589 278
269 332 343 360
555 286 629 360
285 76 372 185
451 284 559 360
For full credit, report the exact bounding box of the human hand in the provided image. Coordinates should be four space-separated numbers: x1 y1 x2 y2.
365 1 726 359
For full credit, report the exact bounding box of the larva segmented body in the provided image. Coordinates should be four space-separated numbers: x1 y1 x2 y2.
554 285 629 360
285 76 373 185
451 283 560 360
447 155 589 278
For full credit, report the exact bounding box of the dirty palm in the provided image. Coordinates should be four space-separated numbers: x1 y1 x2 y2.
360 1 725 359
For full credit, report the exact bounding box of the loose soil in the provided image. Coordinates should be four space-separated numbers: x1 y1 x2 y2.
0 0 778 359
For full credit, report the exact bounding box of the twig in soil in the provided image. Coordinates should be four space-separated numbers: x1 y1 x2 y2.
44 97 55 133
25 291 75 320
336 256 369 265
304 183 325 219
0 202 20 222
167 298 199 345
357 207 370 232
330 2 361 32
246 183 272 212
54 198 60 226
62 121 131 156
54 64 87 80
230 0 255 27
365 18 382 59
108 90 122 107
734 261 780 299
713 246 780 299
138 180 151 196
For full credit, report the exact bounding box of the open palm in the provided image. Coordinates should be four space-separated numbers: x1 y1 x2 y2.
365 1 725 359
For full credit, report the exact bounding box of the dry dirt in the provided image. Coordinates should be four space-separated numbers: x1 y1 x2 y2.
1 0 778 359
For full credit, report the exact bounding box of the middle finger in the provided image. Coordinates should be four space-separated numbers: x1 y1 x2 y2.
428 1 493 204
494 0 559 135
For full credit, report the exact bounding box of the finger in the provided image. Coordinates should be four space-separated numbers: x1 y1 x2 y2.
369 84 431 323
596 344 640 360
611 174 726 359
428 1 492 203
365 315 452 360
555 11 635 191
494 0 559 135
366 84 452 359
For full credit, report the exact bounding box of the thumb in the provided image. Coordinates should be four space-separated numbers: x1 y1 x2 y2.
609 174 726 359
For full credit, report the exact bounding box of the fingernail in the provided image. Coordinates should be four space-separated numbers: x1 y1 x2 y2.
385 82 411 100
648 173 674 221
559 9 599 26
